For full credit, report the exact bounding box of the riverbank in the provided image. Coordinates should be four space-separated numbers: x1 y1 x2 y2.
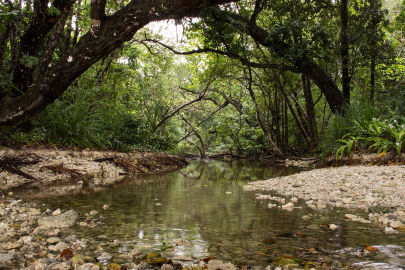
0 148 188 193
246 164 405 233
1 148 405 269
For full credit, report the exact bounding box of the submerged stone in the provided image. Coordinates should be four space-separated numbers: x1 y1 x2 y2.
38 210 79 228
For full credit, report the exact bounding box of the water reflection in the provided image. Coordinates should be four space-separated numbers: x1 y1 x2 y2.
33 161 405 268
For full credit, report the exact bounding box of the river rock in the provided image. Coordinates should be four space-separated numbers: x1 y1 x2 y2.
71 254 96 266
0 236 13 243
281 202 294 209
342 198 352 204
390 220 404 229
173 255 194 261
138 261 154 270
128 249 147 261
0 253 14 263
49 242 70 252
2 241 23 250
47 237 61 244
384 227 398 234
50 262 70 270
38 210 79 228
207 260 237 270
329 224 338 230
174 238 183 245
21 236 33 244
33 226 62 236
345 214 358 219
161 264 174 270
64 235 78 242
52 208 62 216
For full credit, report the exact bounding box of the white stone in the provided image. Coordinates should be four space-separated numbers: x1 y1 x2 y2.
390 220 404 229
21 236 33 244
173 255 194 261
282 202 294 209
329 224 338 230
52 208 62 216
342 198 352 204
48 241 70 252
52 262 71 270
2 241 23 250
384 227 398 234
47 237 61 244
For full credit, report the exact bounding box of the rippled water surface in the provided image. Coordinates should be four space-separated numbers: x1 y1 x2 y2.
34 161 405 268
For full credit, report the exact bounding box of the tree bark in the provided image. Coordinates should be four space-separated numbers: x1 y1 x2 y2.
340 0 351 103
181 115 207 159
11 0 74 94
246 67 284 159
302 74 317 151
300 61 347 114
0 0 237 135
275 75 310 146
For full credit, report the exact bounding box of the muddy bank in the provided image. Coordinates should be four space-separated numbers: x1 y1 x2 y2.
0 148 188 194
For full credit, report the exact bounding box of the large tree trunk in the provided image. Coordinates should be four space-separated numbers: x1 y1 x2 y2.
300 61 347 114
0 0 237 135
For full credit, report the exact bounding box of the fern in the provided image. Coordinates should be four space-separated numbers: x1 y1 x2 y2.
46 6 61 16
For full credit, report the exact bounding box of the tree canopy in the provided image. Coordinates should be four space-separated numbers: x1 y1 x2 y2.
0 0 236 134
1 0 405 160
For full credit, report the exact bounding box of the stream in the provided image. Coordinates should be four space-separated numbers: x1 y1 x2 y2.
19 160 405 269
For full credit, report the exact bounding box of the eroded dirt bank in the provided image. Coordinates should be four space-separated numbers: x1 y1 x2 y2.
0 148 189 194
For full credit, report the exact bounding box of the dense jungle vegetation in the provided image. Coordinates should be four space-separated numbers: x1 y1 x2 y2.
1 0 405 160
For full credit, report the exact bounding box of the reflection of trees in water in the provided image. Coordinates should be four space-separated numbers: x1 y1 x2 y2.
37 161 305 259
27 161 405 267
181 160 303 183
180 161 205 180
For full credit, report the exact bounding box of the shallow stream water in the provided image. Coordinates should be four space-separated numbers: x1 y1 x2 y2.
29 161 405 269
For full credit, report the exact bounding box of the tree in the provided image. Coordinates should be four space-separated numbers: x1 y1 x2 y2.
187 0 348 114
0 0 237 135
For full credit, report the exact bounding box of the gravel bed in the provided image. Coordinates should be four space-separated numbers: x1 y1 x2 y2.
245 165 405 232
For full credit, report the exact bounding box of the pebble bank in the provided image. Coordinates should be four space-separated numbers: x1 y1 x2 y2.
245 165 405 233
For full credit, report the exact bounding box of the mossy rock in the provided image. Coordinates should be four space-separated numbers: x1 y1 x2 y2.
71 254 95 266
107 263 121 270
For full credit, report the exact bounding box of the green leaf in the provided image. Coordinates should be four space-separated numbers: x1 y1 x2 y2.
46 6 61 16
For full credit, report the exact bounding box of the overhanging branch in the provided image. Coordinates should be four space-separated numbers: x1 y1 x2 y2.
137 38 300 73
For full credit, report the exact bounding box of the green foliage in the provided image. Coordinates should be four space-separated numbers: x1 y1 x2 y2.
46 6 61 16
0 4 19 33
19 55 39 68
43 90 105 149
335 135 364 160
331 114 405 159
368 119 405 156
1 0 403 159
